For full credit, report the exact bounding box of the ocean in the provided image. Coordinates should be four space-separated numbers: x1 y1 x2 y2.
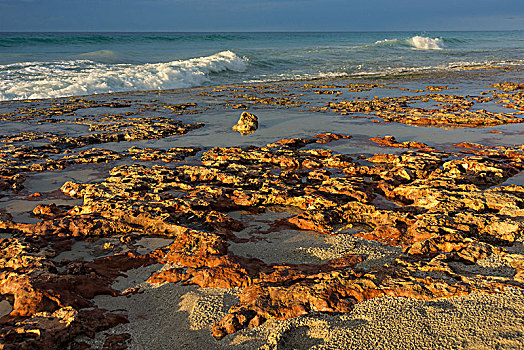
0 31 523 101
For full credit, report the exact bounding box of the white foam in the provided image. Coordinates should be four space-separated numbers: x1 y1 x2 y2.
246 59 524 83
0 51 248 101
374 38 399 45
245 71 349 84
408 36 445 50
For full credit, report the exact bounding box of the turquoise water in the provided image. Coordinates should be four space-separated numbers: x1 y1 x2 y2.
0 31 523 100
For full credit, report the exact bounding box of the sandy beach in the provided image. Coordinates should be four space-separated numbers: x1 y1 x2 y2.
0 66 523 349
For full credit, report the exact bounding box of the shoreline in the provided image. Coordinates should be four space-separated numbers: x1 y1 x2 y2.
1 61 523 103
0 67 523 349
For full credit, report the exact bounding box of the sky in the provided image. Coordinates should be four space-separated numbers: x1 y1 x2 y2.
0 0 523 32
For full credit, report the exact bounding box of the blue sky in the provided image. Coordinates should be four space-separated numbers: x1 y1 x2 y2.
0 0 523 32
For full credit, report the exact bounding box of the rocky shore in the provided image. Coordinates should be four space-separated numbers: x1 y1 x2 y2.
0 68 523 349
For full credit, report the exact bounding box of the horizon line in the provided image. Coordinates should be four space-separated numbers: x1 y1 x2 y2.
1 29 523 34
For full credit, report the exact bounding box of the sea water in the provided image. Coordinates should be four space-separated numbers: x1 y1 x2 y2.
0 31 523 101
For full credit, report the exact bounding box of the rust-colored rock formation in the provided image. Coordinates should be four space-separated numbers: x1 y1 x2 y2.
369 136 432 150
0 237 138 348
3 131 522 345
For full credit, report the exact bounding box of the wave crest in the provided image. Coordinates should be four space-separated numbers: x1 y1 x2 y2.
408 36 445 50
373 38 399 45
373 36 445 50
0 51 248 101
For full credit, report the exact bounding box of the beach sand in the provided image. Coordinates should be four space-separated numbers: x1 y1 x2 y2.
87 231 524 349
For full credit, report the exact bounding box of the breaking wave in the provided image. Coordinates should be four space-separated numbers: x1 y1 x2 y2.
0 51 248 101
374 36 445 50
407 36 445 50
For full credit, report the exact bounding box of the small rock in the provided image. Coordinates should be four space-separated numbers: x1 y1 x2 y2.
232 112 258 136
0 299 13 318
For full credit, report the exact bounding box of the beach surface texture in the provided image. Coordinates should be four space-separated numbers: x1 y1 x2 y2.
0 32 523 349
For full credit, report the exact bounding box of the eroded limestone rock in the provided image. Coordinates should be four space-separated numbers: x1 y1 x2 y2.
232 112 258 135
